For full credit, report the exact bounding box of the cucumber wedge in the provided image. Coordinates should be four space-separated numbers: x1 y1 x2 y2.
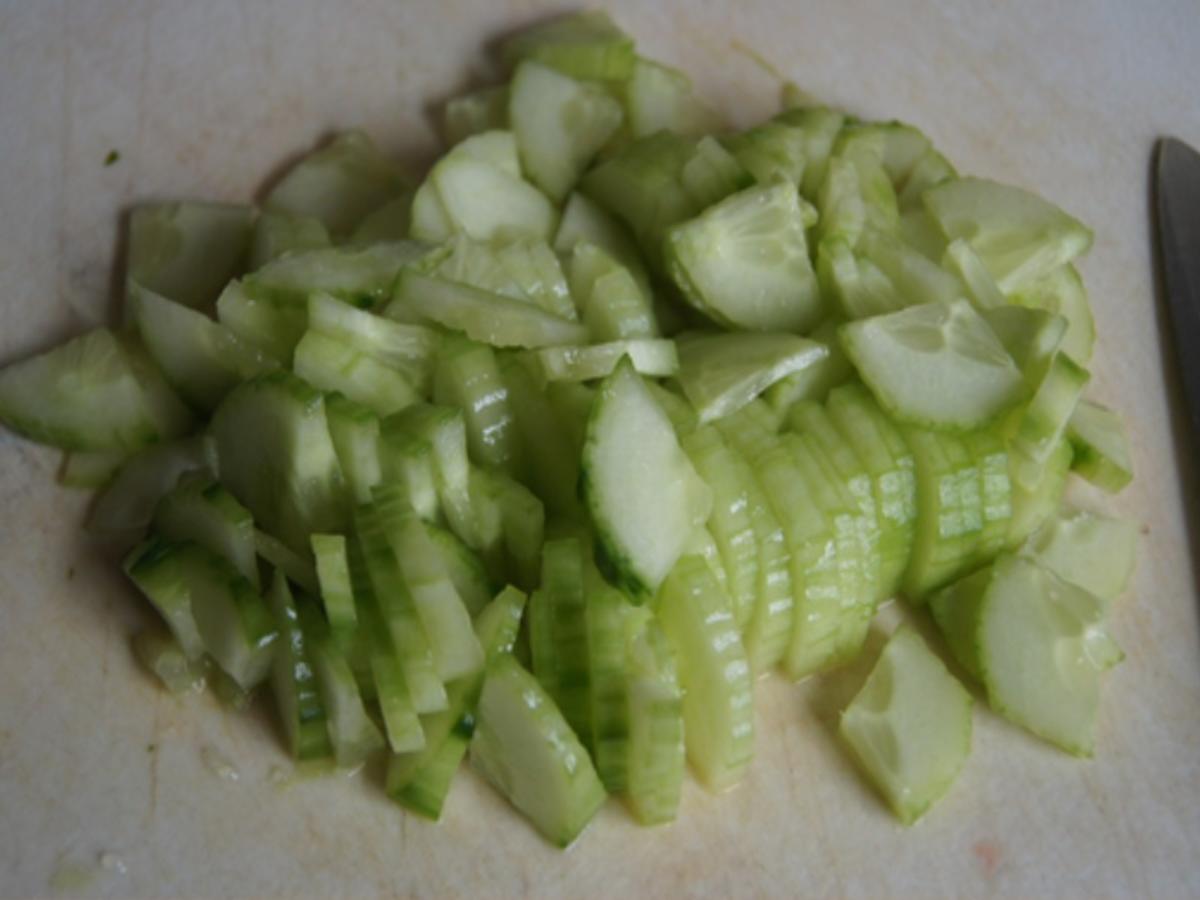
1067 399 1133 493
839 625 972 825
1021 509 1138 605
583 360 711 596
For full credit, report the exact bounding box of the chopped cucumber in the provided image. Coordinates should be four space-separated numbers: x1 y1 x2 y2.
1021 508 1138 605
292 330 419 417
433 335 522 475
528 339 678 384
502 10 635 81
586 580 638 791
311 533 358 637
658 555 754 791
1008 353 1090 489
840 300 1025 431
666 178 822 333
722 121 807 186
247 240 429 312
774 106 845 200
154 472 259 589
306 611 386 766
324 393 383 505
431 235 576 322
427 524 493 617
350 191 414 245
553 192 651 298
529 538 592 745
1006 436 1072 548
1067 399 1134 493
429 155 557 243
59 449 127 489
444 85 510 146
678 331 828 425
1011 263 1095 366
980 305 1067 386
625 57 720 139
467 466 545 589
567 242 657 341
248 212 330 271
253 529 319 595
265 570 332 760
307 292 438 393
583 361 711 596
840 626 972 824
762 319 854 415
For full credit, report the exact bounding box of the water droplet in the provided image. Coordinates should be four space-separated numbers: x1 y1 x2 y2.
200 745 240 782
99 852 127 875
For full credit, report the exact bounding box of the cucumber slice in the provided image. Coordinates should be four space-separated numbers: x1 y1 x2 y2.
324 393 383 506
216 280 304 363
374 484 485 682
311 533 357 637
470 655 606 847
722 121 807 186
680 426 759 630
586 581 639 791
467 467 545 589
304 606 386 767
0 328 192 452
624 609 685 825
88 436 213 542
657 555 754 792
126 201 253 310
131 626 207 696
943 238 1006 310
928 565 992 680
444 85 510 146
369 649 426 755
923 177 1093 294
676 332 828 424
1006 436 1072 547
211 373 348 554
431 235 576 322
124 537 208 661
1011 263 1095 366
376 422 438 523
666 178 821 333
1008 353 1090 489
1066 399 1133 493
816 155 891 250
59 449 127 489
349 191 414 245
433 336 522 475
840 300 1025 431
253 529 319 594
773 106 845 200
154 472 259 589
292 330 419 417
817 237 906 320
554 192 651 299
978 554 1119 755
762 319 855 415
567 242 657 341
430 155 557 243
582 360 711 595
246 241 429 311
857 226 963 307
307 293 439 393
427 525 492 617
1021 509 1138 605
625 57 720 139
393 270 587 349
839 625 972 825
130 281 276 410
248 212 330 271
265 570 332 760
979 305 1067 386
510 60 624 202
896 148 956 210
528 339 678 384
529 538 592 745
264 130 410 237
502 10 635 81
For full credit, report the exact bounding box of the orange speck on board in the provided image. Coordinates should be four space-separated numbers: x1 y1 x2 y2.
973 840 1002 877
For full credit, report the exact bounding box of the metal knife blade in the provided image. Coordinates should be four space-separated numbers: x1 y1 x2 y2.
1154 137 1200 444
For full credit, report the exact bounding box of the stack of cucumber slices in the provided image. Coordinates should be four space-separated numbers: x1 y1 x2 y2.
0 11 1138 845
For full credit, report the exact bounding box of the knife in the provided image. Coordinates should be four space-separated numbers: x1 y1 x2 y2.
1154 137 1200 445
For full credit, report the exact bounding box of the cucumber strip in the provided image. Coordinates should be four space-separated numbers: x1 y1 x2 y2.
583 360 712 596
311 533 358 637
840 300 1026 431
1006 436 1072 548
529 538 592 745
502 10 635 81
1066 399 1133 493
130 281 276 410
658 555 754 792
307 293 438 394
292 330 420 417
373 484 485 682
680 426 759 631
676 332 828 424
211 372 348 554
922 176 1093 294
825 383 918 597
1008 353 1090 489
433 335 522 475
510 60 624 202
88 436 213 542
1011 263 1095 366
126 201 253 310
304 612 386 767
499 353 582 517
567 242 658 341
377 422 440 523
431 235 576 322
393 270 587 349
761 319 855 416
587 582 639 791
427 524 493 617
154 472 259 589
59 449 128 489
528 339 678 384
666 178 821 333
444 85 510 147
265 570 333 760
248 211 330 271
624 609 685 825
131 626 207 696
254 529 319 595
0 328 192 452
1021 508 1138 605
124 537 208 661
470 655 606 848
324 393 383 506
369 649 426 755
839 625 972 825
351 506 447 714
686 525 729 594
553 192 652 299
264 130 410 237
625 57 721 139
901 427 984 600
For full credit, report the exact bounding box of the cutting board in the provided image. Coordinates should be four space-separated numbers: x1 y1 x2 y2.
2 1 1199 897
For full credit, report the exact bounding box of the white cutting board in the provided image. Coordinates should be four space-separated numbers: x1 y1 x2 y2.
2 1 1199 897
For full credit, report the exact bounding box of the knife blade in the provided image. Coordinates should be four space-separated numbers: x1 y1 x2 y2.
1154 137 1200 444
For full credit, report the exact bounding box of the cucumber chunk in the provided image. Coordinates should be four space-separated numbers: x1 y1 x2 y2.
59 449 127 489
553 192 651 299
307 293 438 393
431 235 576 322
426 525 493 617
470 655 606 847
666 178 822 333
762 319 855 415
154 472 259 589
501 10 635 81
586 580 638 791
839 625 972 825
567 242 657 341
1011 263 1095 366
583 360 711 595
444 85 510 147
1006 436 1072 548
1066 399 1133 493
658 555 754 791
774 106 845 200
625 57 721 139
841 300 1025 431
431 155 557 243
292 330 419 417
248 212 330 271
510 60 624 203
253 529 319 594
1021 509 1138 605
